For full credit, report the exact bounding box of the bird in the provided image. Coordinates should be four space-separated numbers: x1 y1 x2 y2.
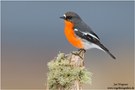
60 11 116 59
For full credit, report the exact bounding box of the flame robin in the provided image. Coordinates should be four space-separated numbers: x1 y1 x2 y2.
60 11 116 59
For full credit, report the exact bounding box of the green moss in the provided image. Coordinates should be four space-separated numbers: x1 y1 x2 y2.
47 53 92 90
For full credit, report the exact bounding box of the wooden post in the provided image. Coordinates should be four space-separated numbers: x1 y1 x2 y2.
70 50 85 90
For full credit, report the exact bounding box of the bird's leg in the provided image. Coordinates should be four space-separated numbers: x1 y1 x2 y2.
72 49 86 59
78 49 86 55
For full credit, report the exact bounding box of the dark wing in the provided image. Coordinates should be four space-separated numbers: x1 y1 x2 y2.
74 28 100 45
73 27 116 59
74 21 100 40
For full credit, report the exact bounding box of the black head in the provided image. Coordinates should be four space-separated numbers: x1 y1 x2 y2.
60 11 82 23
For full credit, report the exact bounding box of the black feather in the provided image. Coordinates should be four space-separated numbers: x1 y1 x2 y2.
74 28 116 59
97 43 116 59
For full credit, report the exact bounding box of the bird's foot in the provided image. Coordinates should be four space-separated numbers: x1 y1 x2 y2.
71 49 86 59
78 49 86 54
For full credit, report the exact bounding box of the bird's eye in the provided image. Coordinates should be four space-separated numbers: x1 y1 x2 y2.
66 16 72 19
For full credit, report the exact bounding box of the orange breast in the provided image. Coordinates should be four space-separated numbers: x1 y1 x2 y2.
64 20 83 49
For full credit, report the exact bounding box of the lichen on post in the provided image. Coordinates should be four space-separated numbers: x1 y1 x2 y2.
46 50 92 90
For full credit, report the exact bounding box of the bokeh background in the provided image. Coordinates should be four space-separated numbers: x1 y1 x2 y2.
1 1 134 89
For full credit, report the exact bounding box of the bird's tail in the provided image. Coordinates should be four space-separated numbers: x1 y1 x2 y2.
98 43 116 59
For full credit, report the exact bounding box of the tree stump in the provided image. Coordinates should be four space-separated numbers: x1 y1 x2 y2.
46 50 92 90
69 50 85 90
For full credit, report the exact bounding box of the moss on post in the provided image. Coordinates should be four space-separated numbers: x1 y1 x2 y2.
46 51 92 90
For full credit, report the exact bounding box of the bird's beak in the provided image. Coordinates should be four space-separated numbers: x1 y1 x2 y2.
60 16 65 19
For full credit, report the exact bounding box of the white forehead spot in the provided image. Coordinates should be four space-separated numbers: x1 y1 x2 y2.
63 14 66 18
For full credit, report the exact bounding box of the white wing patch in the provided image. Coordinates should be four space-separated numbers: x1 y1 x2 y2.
74 28 78 31
89 33 99 40
82 32 99 40
74 28 99 40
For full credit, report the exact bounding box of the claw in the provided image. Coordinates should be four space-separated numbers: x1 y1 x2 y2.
71 52 83 59
78 49 86 54
71 49 86 59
